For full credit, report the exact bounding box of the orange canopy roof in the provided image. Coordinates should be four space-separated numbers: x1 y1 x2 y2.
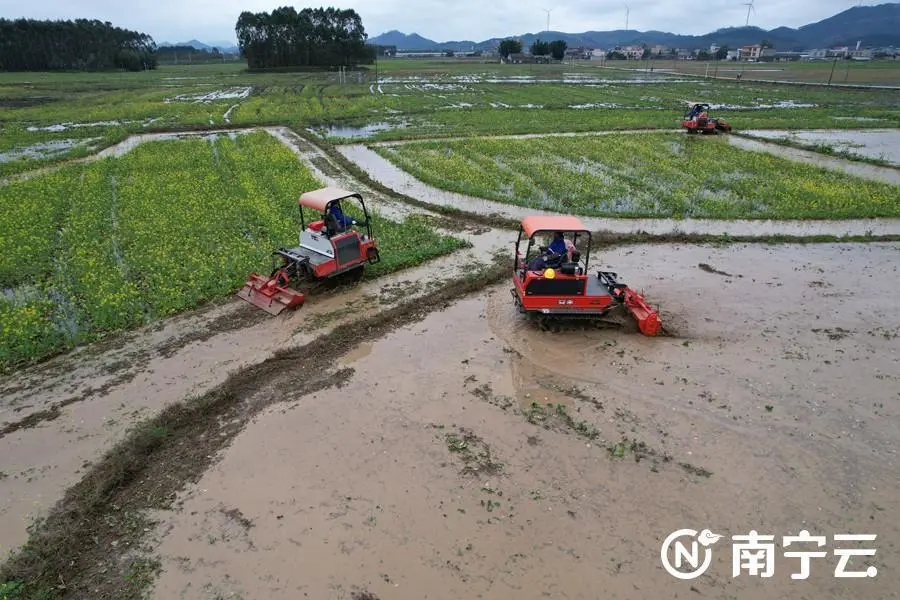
521 215 588 238
298 187 361 212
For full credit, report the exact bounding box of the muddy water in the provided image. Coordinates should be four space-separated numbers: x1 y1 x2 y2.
150 242 899 599
339 143 900 236
742 129 900 167
0 138 96 163
729 134 900 185
0 240 501 552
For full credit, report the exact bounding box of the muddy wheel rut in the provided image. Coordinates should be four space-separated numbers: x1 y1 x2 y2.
0 258 511 598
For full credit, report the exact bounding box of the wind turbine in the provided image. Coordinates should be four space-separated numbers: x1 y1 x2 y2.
743 0 755 26
623 1 630 31
542 8 553 34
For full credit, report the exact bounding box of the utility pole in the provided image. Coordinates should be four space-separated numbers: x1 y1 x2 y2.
828 57 837 85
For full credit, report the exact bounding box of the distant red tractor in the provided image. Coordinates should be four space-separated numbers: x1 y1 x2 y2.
511 216 662 336
682 102 732 134
237 187 380 315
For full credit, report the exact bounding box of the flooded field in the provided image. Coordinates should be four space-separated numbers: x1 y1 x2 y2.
3 58 900 599
0 138 97 163
312 121 411 140
340 141 900 229
742 129 900 166
144 242 899 599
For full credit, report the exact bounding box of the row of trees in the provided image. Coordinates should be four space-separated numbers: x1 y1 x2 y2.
235 7 374 69
499 38 569 61
0 18 157 71
155 45 238 64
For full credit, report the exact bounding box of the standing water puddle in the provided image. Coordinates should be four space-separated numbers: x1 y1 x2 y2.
313 121 409 140
0 138 97 163
740 129 900 167
728 134 900 185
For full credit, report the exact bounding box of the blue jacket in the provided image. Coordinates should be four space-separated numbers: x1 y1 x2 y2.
328 204 352 227
548 237 567 255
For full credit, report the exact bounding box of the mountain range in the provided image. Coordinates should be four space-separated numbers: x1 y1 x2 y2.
369 3 900 52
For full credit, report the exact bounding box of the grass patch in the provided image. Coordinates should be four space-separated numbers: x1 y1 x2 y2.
375 133 900 219
0 129 466 372
444 428 504 476
525 402 601 440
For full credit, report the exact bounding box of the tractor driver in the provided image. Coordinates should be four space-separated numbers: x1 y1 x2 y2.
527 232 568 271
325 201 356 234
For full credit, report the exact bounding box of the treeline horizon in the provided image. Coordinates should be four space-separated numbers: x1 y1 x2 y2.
0 18 157 71
235 6 375 69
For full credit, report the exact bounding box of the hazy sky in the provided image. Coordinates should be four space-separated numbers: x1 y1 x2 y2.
0 0 868 44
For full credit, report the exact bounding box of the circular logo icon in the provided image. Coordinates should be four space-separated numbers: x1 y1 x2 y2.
661 528 717 580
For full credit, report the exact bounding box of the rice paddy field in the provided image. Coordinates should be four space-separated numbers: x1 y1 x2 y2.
2 60 899 176
2 55 900 600
621 57 900 86
0 130 465 369
1 58 899 369
373 133 900 219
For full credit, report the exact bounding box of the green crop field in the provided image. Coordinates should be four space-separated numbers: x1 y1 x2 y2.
374 133 900 219
0 130 465 370
2 58 899 369
620 58 900 86
2 60 899 175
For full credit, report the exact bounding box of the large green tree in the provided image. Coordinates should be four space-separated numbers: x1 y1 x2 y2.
235 6 374 69
499 39 522 58
549 40 567 61
0 18 157 71
530 38 550 56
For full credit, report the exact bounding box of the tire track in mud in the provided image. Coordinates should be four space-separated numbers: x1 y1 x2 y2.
0 257 510 599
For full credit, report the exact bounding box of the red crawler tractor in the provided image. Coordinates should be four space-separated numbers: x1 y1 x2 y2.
511 216 662 336
682 102 732 134
237 187 380 315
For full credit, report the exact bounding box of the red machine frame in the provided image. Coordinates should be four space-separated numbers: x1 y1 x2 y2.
682 102 732 135
237 187 380 315
511 216 661 336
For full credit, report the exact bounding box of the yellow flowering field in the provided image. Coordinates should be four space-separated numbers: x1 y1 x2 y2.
0 131 465 370
374 133 900 219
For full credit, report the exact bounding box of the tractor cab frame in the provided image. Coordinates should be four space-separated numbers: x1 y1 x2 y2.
236 187 380 315
511 216 662 336
277 187 380 281
682 102 732 134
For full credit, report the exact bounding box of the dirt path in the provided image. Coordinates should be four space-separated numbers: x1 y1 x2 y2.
338 143 900 236
148 242 899 600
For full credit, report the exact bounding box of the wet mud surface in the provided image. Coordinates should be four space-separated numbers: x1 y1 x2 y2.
146 242 899 599
0 244 506 554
